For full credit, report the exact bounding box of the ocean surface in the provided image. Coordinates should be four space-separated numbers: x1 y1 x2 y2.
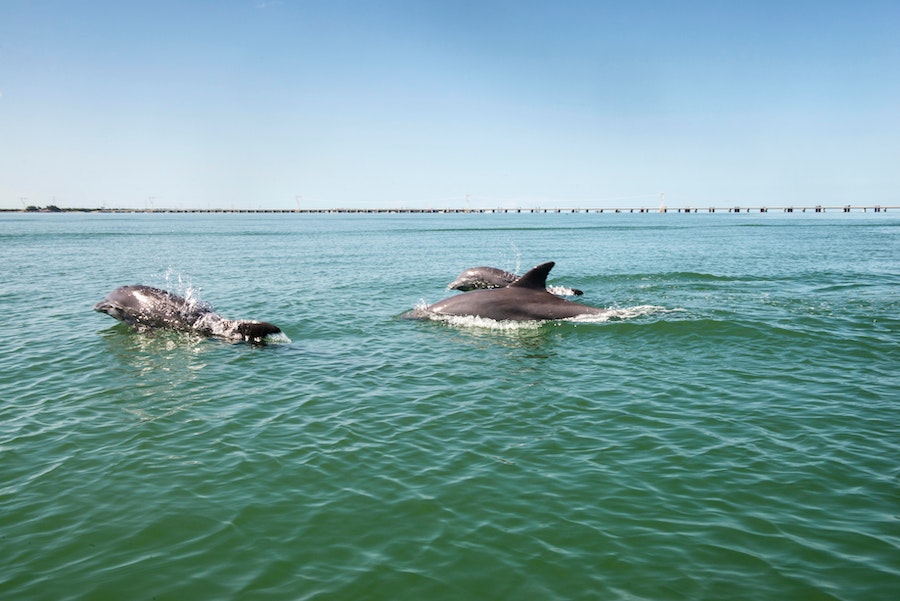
1 211 897 600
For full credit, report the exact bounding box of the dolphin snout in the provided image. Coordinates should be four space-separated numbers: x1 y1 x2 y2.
94 301 125 321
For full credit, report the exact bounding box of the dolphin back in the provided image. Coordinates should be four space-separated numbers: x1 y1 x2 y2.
95 285 282 344
448 266 518 291
94 285 211 329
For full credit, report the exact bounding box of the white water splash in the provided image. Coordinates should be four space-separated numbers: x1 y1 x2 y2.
432 314 544 331
412 303 676 329
566 304 675 323
264 331 292 344
404 300 541 330
163 268 193 294
507 241 522 275
546 285 580 297
160 269 211 311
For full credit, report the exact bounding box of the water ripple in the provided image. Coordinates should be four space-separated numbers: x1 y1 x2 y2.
2 214 898 600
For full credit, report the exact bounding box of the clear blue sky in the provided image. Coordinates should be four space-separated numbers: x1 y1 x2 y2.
2 0 898 210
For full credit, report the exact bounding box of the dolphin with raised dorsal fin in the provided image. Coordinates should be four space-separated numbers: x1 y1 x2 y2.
406 262 607 321
94 285 282 344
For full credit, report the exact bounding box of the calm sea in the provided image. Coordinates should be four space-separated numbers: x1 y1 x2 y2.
1 211 897 600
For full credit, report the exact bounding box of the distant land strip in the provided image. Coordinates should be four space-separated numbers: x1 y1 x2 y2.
4 205 896 214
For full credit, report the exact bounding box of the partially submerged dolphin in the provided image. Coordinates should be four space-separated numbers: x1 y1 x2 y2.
448 265 584 296
94 285 282 344
448 266 520 291
406 262 607 321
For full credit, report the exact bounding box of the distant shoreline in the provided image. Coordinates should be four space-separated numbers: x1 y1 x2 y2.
2 205 895 214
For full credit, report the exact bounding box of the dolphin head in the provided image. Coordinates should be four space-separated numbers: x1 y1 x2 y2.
93 286 152 324
93 299 129 322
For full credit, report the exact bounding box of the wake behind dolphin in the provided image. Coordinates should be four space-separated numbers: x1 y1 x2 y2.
94 285 283 344
404 262 609 322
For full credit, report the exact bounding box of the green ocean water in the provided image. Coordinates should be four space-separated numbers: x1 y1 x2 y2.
1 211 897 600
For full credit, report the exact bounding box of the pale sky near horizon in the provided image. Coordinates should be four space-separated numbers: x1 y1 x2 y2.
2 0 898 210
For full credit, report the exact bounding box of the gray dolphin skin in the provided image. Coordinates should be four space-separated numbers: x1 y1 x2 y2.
447 266 519 291
448 265 584 296
407 262 607 321
94 285 282 344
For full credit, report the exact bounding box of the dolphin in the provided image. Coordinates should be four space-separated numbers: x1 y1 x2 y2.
94 285 282 344
448 265 584 296
448 266 519 291
406 262 607 321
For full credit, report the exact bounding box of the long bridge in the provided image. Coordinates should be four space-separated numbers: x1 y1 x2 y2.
84 205 893 214
10 205 896 214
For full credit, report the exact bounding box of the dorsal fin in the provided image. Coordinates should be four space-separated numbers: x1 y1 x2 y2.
508 261 555 289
